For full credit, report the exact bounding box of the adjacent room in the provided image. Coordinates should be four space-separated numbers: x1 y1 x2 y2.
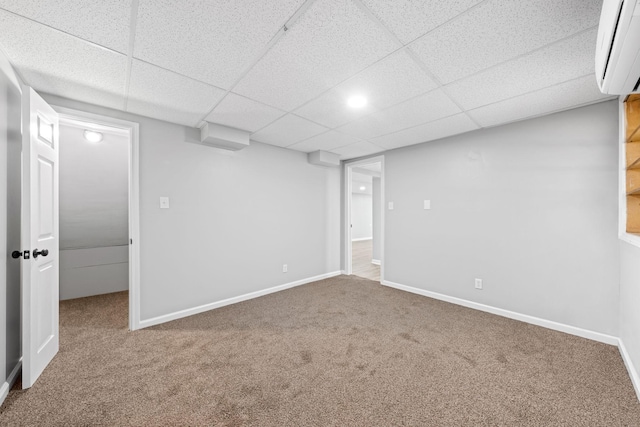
1 0 640 425
58 118 130 304
349 160 382 281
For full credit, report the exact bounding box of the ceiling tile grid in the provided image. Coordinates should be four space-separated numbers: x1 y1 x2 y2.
0 0 614 162
251 113 329 147
233 0 399 111
133 0 305 89
370 113 479 150
205 93 286 132
409 0 602 84
127 60 227 127
467 75 614 128
445 28 598 110
287 130 363 152
0 10 127 109
0 0 131 53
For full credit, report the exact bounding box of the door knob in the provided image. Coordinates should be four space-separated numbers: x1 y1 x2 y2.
11 250 30 259
33 249 49 259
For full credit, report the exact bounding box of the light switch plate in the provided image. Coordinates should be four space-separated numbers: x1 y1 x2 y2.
424 200 431 210
160 197 170 209
388 202 394 210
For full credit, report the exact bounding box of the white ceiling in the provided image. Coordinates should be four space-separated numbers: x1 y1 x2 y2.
0 0 613 160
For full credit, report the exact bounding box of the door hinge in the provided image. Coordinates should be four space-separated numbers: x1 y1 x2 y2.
130 238 132 244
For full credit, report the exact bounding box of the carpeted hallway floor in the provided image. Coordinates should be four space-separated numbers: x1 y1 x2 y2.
1 275 639 426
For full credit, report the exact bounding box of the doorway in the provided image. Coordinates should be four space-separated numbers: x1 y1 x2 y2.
345 156 384 282
54 107 140 331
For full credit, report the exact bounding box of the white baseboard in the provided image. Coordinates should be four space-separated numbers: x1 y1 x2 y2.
381 280 618 346
0 359 22 406
371 259 380 265
618 339 640 401
351 237 372 242
139 271 343 329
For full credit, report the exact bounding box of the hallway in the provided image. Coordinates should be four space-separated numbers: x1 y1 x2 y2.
351 239 380 281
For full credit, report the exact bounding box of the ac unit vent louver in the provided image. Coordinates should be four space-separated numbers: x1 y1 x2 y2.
596 0 640 95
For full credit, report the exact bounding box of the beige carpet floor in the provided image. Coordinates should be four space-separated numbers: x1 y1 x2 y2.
1 275 639 426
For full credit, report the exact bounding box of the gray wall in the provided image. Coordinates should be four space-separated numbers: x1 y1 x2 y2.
383 101 620 335
44 94 341 321
59 124 129 249
351 193 372 240
620 241 640 389
372 177 381 261
0 51 21 394
60 247 128 300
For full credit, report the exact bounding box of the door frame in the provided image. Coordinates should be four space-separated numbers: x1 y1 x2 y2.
344 155 385 281
53 106 141 331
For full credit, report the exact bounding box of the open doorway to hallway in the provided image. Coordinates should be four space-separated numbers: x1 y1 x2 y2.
348 160 382 282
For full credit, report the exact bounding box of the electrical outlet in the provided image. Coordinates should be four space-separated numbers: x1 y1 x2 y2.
283 264 288 273
475 278 483 290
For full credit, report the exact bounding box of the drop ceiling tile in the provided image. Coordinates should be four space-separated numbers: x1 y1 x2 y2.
467 75 614 128
335 49 438 109
0 0 131 52
205 93 285 133
370 113 478 150
293 89 379 128
335 112 393 140
288 130 361 152
134 0 304 89
251 114 328 148
338 89 461 139
0 11 127 109
294 49 436 127
361 0 484 44
410 0 601 84
331 141 385 160
446 29 597 110
233 0 399 111
127 60 226 127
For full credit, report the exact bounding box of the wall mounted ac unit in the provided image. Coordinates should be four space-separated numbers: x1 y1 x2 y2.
595 0 640 95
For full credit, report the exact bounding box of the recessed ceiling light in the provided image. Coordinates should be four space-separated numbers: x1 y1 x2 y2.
83 130 103 143
347 95 367 109
360 186 366 191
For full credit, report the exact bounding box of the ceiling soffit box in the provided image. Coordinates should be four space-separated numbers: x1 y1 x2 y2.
200 122 250 151
308 150 340 167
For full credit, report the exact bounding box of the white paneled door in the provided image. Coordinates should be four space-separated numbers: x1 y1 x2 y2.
21 87 59 388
